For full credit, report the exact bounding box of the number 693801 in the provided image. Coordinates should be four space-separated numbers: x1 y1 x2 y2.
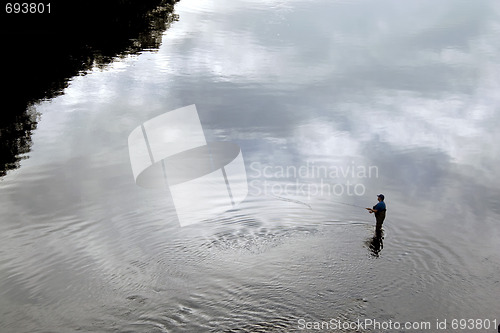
5 3 51 14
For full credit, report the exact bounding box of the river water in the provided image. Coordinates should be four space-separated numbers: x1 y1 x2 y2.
1 0 500 332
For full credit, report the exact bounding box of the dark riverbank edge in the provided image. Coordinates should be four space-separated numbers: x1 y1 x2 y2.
0 0 179 177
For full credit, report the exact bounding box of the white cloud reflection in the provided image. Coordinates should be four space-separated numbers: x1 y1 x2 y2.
27 0 500 188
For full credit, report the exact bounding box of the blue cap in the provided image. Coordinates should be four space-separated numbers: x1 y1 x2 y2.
377 194 385 200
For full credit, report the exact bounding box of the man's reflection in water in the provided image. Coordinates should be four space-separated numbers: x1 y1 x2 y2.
367 229 384 257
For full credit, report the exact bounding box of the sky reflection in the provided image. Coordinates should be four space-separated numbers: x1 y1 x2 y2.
1 1 500 329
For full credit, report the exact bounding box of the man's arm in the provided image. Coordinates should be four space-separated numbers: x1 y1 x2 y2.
367 202 382 213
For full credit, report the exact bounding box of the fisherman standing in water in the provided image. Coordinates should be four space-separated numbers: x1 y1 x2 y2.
366 194 386 236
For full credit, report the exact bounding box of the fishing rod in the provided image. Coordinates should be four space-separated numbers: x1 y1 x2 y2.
269 195 367 211
330 199 367 210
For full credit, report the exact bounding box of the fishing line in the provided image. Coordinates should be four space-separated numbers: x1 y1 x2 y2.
269 194 313 210
267 196 366 211
330 199 366 210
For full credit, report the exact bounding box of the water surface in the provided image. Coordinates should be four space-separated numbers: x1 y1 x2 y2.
1 0 500 332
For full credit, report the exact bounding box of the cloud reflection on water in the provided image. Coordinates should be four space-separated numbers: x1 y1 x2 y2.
1 0 500 330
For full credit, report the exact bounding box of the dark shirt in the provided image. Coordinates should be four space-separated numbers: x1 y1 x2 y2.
373 201 386 212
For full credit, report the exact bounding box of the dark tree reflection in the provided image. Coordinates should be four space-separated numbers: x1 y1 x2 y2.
0 0 179 177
